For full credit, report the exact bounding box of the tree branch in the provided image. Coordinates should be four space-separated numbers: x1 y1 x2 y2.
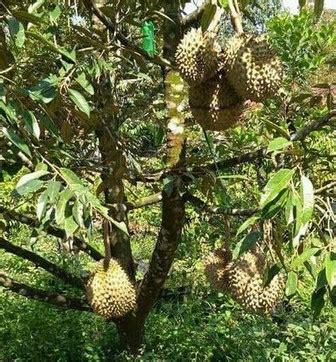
290 110 336 142
82 0 171 68
124 192 163 210
138 110 336 183
315 180 336 195
184 192 259 216
181 0 210 28
135 0 186 321
0 206 103 261
228 0 244 34
136 181 186 320
0 272 90 312
0 237 84 289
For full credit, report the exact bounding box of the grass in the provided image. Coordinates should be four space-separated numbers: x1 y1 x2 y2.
1 224 336 361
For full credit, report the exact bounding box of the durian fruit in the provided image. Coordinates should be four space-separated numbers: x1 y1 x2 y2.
223 34 283 101
227 250 265 304
242 273 285 313
86 259 136 319
227 250 285 313
191 99 261 132
203 247 232 291
175 28 221 84
189 73 260 131
189 74 240 109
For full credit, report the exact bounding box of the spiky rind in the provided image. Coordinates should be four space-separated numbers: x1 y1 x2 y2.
176 28 221 84
86 259 136 319
227 250 265 303
203 247 232 291
242 273 285 313
191 99 261 131
224 35 283 101
227 250 285 313
189 74 240 109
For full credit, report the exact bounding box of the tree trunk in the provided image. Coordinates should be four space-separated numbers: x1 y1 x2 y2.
115 315 146 354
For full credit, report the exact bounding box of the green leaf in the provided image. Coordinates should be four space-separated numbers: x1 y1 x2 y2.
292 190 308 247
76 73 94 95
26 31 76 63
267 137 292 153
36 189 49 221
301 175 314 225
23 111 40 139
8 17 25 48
237 215 259 235
260 169 294 207
46 181 61 204
311 287 326 319
73 199 84 228
68 89 90 117
285 190 294 225
201 4 217 32
28 0 45 13
35 162 48 171
261 189 288 220
64 213 78 237
263 119 290 139
291 248 319 269
233 231 262 258
28 76 58 104
55 188 73 225
12 10 44 25
14 179 44 196
218 0 229 7
59 168 83 186
325 252 336 290
2 128 32 157
50 5 61 23
286 271 297 296
16 170 49 189
264 263 282 287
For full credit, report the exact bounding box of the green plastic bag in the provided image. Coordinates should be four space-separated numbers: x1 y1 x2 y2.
141 20 156 57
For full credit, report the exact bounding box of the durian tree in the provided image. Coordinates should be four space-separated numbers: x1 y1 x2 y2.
0 0 335 354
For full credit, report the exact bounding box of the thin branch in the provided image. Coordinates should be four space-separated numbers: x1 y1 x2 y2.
82 0 171 68
124 192 163 210
228 0 243 34
315 180 336 195
0 272 90 312
181 0 210 27
290 110 336 142
17 151 34 170
138 111 336 183
0 237 84 289
184 192 259 216
0 206 103 261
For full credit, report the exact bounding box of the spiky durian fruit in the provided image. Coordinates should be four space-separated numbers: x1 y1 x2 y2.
175 28 221 84
203 247 232 291
227 250 265 303
242 273 285 313
223 34 283 101
86 259 136 319
189 73 261 131
227 250 285 313
189 74 240 109
191 99 261 131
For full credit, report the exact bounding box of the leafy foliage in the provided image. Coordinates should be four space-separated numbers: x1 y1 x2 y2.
0 0 335 359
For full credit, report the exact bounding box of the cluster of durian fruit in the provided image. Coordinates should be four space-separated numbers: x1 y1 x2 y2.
86 259 136 319
203 246 285 313
175 28 283 131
